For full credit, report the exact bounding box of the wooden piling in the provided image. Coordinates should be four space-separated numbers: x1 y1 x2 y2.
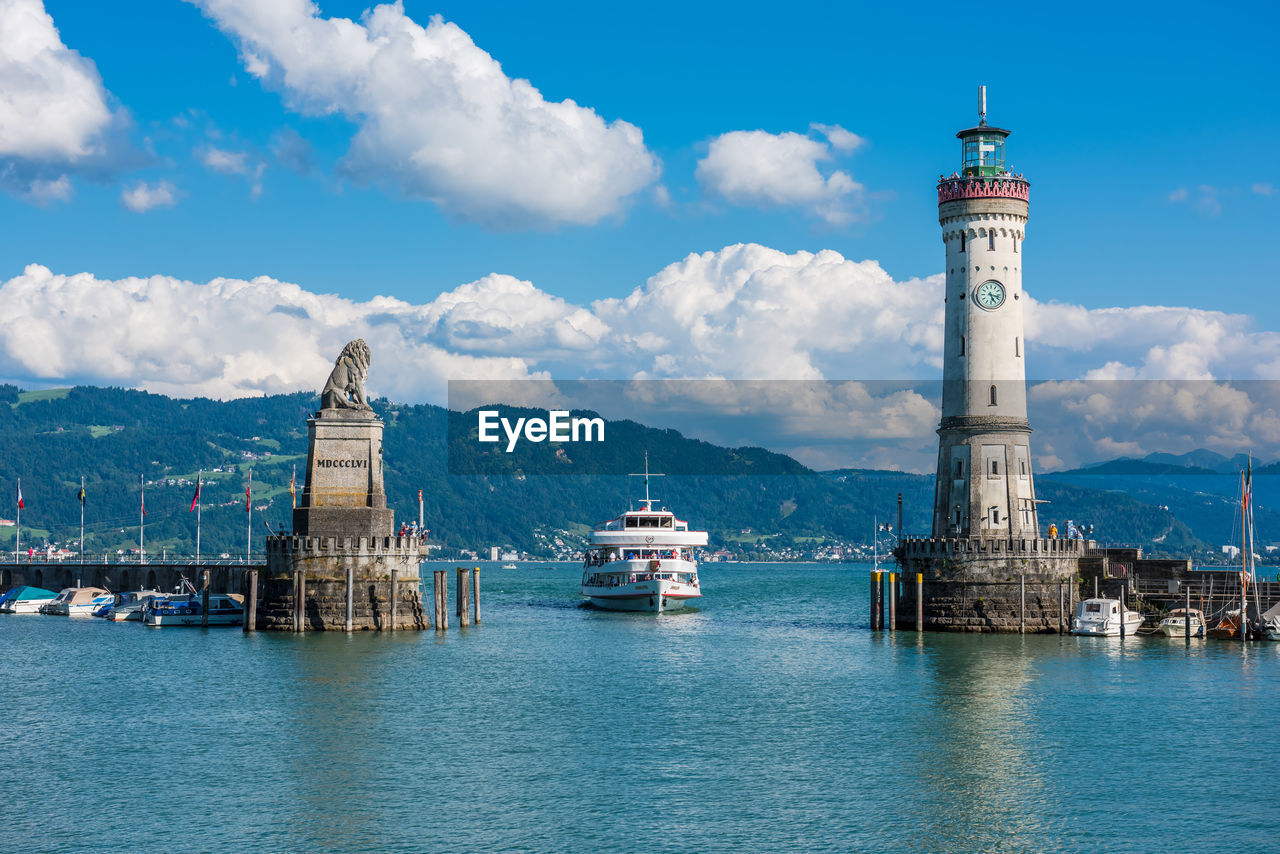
887 572 896 632
434 569 447 631
1019 574 1025 634
243 569 257 633
345 564 354 632
1093 576 1099 599
871 571 881 630
295 570 307 633
1185 586 1192 643
201 569 210 628
1058 582 1065 635
915 573 923 632
869 571 877 631
1119 582 1126 638
390 569 398 632
458 567 471 628
472 567 481 625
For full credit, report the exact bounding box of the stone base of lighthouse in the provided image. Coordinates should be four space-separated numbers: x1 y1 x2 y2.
895 536 1094 632
258 534 427 631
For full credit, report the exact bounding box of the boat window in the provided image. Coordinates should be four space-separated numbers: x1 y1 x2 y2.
1086 603 1101 613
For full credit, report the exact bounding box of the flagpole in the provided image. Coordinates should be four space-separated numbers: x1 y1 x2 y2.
14 479 20 563
245 469 252 564
79 475 85 567
140 474 145 565
195 470 202 566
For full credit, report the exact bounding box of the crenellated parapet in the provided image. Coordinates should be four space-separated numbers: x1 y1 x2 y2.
898 536 1094 560
937 175 1029 204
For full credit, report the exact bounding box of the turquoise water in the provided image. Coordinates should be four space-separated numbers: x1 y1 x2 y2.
2 562 1277 852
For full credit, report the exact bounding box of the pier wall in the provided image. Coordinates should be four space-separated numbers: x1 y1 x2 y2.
896 536 1090 632
260 534 426 631
0 562 255 595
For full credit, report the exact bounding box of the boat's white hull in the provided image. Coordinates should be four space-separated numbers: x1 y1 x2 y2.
67 603 106 618
584 577 700 613
144 612 242 627
1071 614 1143 636
1157 618 1204 638
1 600 54 614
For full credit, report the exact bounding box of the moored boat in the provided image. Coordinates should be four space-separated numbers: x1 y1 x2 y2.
1071 597 1143 637
103 590 163 622
580 457 708 613
40 587 110 616
1157 608 1206 638
142 592 245 627
0 585 59 614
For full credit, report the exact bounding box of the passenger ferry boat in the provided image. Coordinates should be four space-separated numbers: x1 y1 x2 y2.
580 459 708 613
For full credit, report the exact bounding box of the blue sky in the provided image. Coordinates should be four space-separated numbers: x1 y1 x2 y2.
1 0 1278 468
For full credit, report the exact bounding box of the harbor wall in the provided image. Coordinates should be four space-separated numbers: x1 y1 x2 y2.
259 534 427 631
896 536 1089 632
0 562 254 595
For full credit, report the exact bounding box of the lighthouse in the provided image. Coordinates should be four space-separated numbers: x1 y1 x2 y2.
895 87 1092 633
932 86 1037 539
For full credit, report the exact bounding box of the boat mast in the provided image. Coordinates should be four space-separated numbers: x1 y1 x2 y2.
629 452 663 512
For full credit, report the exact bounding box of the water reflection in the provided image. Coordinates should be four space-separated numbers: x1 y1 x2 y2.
906 635 1050 850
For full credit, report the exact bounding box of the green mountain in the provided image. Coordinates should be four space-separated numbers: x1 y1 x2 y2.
0 384 1226 560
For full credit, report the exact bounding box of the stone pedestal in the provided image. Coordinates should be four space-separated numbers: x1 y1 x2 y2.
263 535 427 631
256 405 427 631
896 536 1092 632
293 408 394 539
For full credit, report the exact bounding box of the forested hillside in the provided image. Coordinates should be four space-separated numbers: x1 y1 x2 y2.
0 385 1226 560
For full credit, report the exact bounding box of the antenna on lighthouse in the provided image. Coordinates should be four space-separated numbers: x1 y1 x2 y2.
978 85 987 126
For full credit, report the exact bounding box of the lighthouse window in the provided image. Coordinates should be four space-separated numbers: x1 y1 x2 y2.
988 231 995 251
955 460 964 477
991 459 999 475
1013 236 1018 253
960 335 965 356
1015 337 1020 357
989 385 998 406
959 233 965 252
992 509 1001 525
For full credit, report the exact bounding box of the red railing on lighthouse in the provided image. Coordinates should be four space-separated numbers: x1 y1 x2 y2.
937 176 1030 204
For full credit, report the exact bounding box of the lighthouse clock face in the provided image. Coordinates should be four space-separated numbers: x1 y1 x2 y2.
975 280 1006 309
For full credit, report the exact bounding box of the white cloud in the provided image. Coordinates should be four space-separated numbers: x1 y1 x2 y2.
810 123 864 153
695 129 866 224
200 144 265 197
201 146 250 175
121 180 178 212
188 1 658 227
0 0 123 198
6 243 1280 469
1253 182 1276 197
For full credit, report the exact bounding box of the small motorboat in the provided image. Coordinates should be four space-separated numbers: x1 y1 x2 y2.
143 592 245 627
1157 608 1206 638
40 587 110 616
102 590 163 622
501 564 517 570
1071 597 1143 637
0 585 59 614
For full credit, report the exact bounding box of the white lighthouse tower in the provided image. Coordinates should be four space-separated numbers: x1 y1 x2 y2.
932 86 1037 540
896 88 1091 633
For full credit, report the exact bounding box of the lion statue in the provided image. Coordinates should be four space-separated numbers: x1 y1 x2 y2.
320 338 373 411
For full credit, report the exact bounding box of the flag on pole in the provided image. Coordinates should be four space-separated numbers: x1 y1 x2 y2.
190 474 201 512
16 481 23 510
245 469 252 512
77 483 85 505
141 480 146 516
289 466 296 509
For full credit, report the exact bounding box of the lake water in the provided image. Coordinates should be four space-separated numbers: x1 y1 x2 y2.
2 562 1277 852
